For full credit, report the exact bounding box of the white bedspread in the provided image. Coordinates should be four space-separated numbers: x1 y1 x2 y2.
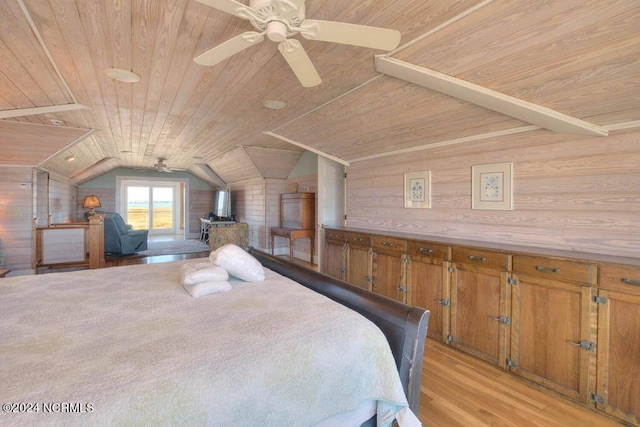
0 260 418 426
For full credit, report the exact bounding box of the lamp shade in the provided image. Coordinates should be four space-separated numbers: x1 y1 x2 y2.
83 195 102 213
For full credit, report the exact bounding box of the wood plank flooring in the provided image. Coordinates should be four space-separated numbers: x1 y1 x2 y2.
421 339 622 426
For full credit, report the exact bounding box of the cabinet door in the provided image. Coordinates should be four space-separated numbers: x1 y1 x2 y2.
408 256 448 342
372 251 406 303
324 240 346 281
346 244 372 291
510 274 596 403
596 264 640 425
449 262 510 368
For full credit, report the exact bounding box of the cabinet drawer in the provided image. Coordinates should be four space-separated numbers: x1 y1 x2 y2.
513 255 594 284
372 235 407 255
599 264 640 295
325 229 345 243
346 232 371 248
451 246 508 270
407 240 449 260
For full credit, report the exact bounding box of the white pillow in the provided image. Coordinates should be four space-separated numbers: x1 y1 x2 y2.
209 244 265 282
180 262 229 286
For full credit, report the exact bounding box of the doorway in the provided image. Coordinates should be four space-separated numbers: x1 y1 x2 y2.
120 180 183 236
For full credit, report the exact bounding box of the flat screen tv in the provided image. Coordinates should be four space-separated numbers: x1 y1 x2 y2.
212 188 231 219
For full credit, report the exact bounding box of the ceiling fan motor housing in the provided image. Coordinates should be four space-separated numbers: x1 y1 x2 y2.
249 0 305 39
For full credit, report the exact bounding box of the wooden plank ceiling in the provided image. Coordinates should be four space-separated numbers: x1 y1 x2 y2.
0 0 638 185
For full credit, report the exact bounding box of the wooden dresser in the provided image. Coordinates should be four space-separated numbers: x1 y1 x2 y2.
271 193 315 263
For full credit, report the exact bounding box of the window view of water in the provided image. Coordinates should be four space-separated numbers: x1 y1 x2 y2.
126 186 174 230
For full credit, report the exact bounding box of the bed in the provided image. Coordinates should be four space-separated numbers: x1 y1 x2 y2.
0 248 429 426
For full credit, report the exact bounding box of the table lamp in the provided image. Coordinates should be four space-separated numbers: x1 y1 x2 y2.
83 195 102 215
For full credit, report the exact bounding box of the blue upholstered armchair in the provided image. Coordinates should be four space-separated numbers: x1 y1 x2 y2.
104 213 148 255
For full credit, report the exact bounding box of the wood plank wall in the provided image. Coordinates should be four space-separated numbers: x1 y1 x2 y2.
346 128 640 259
266 178 286 253
231 178 268 250
190 189 214 235
0 167 34 272
48 175 76 224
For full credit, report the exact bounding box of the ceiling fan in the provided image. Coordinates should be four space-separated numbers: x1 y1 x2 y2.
193 0 401 87
136 158 187 173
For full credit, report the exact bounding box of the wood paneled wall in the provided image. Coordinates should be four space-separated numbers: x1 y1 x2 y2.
0 167 34 272
266 179 286 254
190 189 214 235
48 175 76 224
231 178 271 250
346 128 640 259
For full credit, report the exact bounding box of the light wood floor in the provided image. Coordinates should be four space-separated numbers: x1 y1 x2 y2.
421 339 622 426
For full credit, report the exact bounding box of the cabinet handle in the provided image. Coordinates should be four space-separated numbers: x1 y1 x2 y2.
621 277 640 286
419 248 433 255
536 265 560 274
382 241 393 247
353 237 364 242
435 298 451 307
398 285 407 292
490 315 510 325
567 340 594 351
468 255 487 262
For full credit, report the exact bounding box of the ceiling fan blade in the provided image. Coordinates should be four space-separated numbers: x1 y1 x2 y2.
300 19 401 51
278 40 321 88
194 32 265 66
194 0 258 20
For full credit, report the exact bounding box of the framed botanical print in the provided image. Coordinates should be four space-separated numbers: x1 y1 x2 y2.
404 171 431 209
472 163 513 210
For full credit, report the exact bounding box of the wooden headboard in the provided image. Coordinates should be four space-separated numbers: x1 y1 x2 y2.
248 248 430 414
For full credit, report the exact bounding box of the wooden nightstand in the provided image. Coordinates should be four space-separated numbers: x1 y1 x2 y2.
0 269 11 278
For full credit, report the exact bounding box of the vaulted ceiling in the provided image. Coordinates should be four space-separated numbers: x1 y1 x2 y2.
0 0 638 187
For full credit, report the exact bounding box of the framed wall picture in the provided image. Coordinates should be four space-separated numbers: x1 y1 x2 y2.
404 171 431 209
472 163 513 210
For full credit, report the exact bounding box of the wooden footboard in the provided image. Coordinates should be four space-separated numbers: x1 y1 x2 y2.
248 248 430 415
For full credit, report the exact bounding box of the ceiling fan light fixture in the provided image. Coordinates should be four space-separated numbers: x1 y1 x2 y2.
266 20 288 42
263 99 287 110
104 68 141 83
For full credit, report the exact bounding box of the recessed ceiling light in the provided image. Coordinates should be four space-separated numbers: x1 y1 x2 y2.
65 155 76 162
263 100 286 110
104 68 141 83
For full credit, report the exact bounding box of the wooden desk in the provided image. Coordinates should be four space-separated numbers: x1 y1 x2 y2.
271 227 315 263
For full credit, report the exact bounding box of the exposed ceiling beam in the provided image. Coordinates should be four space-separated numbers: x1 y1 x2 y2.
263 131 350 166
69 157 118 185
0 103 90 119
375 57 608 137
350 125 539 163
193 163 227 188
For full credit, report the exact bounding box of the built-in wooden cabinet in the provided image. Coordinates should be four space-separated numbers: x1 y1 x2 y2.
345 231 372 291
322 226 640 426
372 235 407 303
595 264 640 425
448 247 511 368
510 255 597 403
406 240 450 342
324 229 346 281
